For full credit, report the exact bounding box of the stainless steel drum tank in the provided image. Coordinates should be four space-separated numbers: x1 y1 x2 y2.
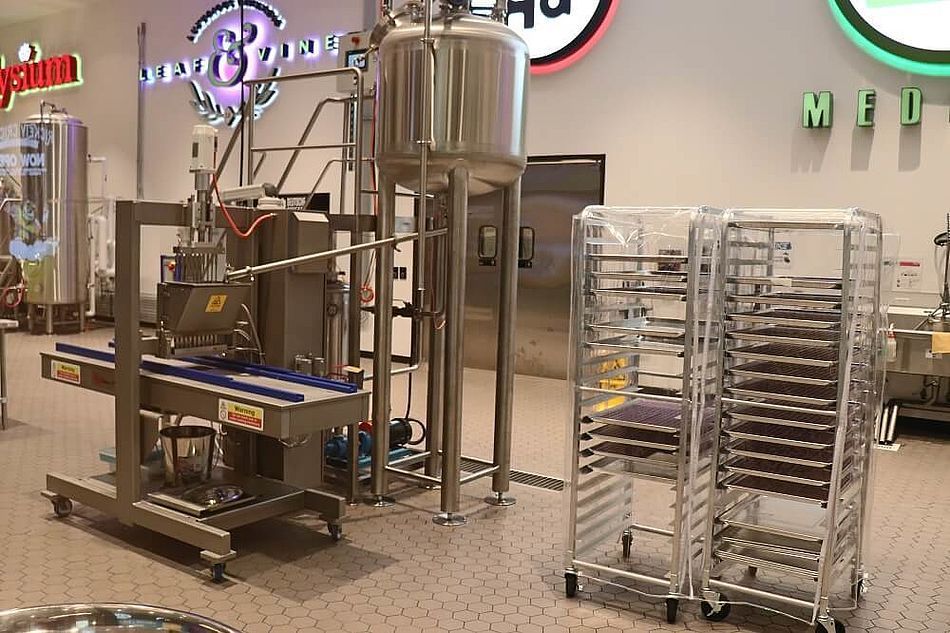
376 9 530 196
15 113 89 305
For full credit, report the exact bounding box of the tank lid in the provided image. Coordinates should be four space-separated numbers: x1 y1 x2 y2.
23 112 85 126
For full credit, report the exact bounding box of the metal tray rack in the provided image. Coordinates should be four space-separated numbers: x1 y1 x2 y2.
566 207 726 624
699 209 884 633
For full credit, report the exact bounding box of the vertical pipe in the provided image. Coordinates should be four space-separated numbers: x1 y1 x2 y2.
434 166 468 527
0 330 7 430
486 178 521 506
425 211 446 479
348 75 366 367
369 175 396 506
244 98 255 185
135 23 146 199
414 1 434 336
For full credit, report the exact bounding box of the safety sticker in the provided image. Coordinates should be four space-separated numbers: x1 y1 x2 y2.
51 360 81 385
218 399 264 430
205 294 228 313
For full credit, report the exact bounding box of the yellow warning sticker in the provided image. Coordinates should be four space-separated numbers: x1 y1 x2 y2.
205 294 228 313
51 360 81 385
218 399 264 430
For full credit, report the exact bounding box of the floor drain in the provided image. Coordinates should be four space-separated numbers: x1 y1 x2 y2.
460 457 564 491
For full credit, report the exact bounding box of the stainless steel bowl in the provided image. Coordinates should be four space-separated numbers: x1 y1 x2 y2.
0 604 241 632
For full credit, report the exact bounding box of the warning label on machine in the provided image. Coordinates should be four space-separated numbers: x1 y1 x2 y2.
205 294 228 313
51 360 81 385
218 399 264 430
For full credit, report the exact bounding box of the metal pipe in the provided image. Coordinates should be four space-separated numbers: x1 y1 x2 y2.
434 166 468 527
244 98 254 185
413 0 434 330
135 23 146 199
369 175 396 506
492 0 506 20
277 96 351 191
388 451 430 468
244 67 361 85
225 229 447 281
348 70 366 368
460 466 499 485
251 142 356 153
386 466 441 485
364 363 420 382
707 578 816 610
488 178 521 506
425 212 446 479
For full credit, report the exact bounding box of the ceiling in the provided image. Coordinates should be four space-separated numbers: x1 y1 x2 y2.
0 0 87 28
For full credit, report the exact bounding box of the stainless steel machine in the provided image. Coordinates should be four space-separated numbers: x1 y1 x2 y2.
13 108 89 334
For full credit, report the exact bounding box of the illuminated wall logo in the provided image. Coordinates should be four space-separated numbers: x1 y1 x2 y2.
139 0 342 127
829 0 950 76
473 0 617 74
0 43 82 110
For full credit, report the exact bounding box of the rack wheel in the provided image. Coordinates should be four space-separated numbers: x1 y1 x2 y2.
700 596 731 622
665 598 679 624
51 497 73 518
328 523 344 542
211 563 226 583
621 530 633 559
747 565 758 577
815 620 845 633
565 571 578 598
853 577 866 599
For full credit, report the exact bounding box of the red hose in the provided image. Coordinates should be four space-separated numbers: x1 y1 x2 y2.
211 175 276 239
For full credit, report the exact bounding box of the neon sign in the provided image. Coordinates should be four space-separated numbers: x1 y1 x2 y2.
829 0 950 76
473 0 617 74
139 0 342 128
0 43 82 110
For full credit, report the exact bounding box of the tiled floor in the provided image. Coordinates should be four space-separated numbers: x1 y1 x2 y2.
0 329 948 632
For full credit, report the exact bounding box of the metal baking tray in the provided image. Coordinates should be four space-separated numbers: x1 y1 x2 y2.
584 423 679 452
717 526 822 559
714 543 820 579
728 343 839 367
589 253 689 264
729 327 839 347
584 456 678 483
724 456 832 487
587 441 678 472
592 287 688 301
728 275 842 290
591 270 689 283
719 496 830 543
587 340 685 357
589 319 686 339
728 309 841 329
725 403 836 430
585 400 682 434
726 379 838 407
728 361 838 387
725 439 834 468
723 473 830 505
728 292 842 309
724 421 835 450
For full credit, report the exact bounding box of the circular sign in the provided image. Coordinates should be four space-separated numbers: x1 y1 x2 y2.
829 0 950 76
503 0 617 75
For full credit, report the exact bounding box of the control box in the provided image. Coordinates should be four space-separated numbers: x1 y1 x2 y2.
337 31 375 94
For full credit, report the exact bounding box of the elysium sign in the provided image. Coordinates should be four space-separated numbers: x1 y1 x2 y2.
829 0 950 76
0 43 82 111
474 0 617 74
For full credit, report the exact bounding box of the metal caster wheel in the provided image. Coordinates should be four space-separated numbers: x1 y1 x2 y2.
700 595 731 622
665 598 679 624
328 523 344 542
853 575 867 600
52 497 73 518
210 563 226 583
565 571 579 598
815 619 845 633
621 530 633 559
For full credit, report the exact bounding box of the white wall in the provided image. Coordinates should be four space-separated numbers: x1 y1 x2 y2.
3 0 948 307
525 0 949 304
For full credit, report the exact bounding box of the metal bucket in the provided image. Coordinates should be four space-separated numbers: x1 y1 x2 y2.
159 426 215 487
0 603 240 632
